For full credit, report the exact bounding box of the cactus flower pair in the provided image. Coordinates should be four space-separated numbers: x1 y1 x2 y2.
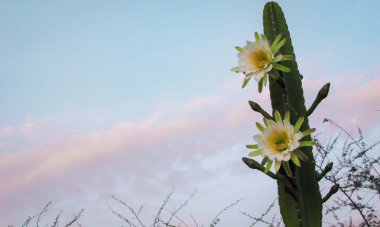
247 111 315 177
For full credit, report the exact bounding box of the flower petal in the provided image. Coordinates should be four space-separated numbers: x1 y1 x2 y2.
235 46 243 52
272 63 290 72
271 37 287 53
284 111 290 122
280 54 294 61
271 34 282 50
299 141 314 147
254 70 266 82
248 150 262 157
231 66 243 72
302 128 316 137
283 161 292 177
246 144 259 149
290 153 301 167
261 157 268 167
294 149 308 161
242 76 252 88
274 111 282 123
275 160 281 173
256 122 265 132
254 32 260 42
265 160 273 173
294 116 304 132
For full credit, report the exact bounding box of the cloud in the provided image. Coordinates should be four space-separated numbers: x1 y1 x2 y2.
1 69 379 226
0 78 261 226
303 74 380 132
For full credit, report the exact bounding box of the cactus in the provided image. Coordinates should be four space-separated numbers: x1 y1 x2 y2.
237 2 337 226
263 2 323 226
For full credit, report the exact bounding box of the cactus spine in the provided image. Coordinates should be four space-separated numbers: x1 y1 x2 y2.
263 2 322 226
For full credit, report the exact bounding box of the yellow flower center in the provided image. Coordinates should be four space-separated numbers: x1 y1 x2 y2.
275 139 288 152
250 48 271 69
269 129 289 153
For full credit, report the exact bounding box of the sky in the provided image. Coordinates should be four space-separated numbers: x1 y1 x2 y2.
0 0 380 226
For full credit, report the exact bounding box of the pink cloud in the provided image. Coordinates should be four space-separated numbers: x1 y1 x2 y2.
0 80 258 225
1 69 379 226
303 74 380 131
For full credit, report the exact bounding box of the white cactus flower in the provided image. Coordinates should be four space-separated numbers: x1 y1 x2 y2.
232 39 273 82
246 111 315 177
232 33 293 90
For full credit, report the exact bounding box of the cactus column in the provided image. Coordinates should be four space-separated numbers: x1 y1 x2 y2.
240 2 336 227
263 2 322 226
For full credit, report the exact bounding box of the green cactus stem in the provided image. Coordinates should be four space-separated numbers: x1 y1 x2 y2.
262 2 323 226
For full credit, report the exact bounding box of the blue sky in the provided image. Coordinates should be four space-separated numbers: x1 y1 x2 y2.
1 0 379 124
1 1 380 226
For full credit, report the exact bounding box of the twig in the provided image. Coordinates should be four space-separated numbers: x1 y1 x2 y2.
339 188 371 227
166 189 197 224
210 198 243 226
324 118 380 177
21 202 52 227
63 209 84 227
75 219 82 227
51 210 63 227
37 202 52 227
241 200 276 226
111 195 145 227
153 190 174 226
164 208 188 227
107 204 136 227
190 214 199 227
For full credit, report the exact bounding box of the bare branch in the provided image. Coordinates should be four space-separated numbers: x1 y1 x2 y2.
166 189 197 224
210 198 243 226
51 210 63 227
37 202 52 227
107 204 136 227
21 202 52 227
64 209 84 227
190 214 199 227
324 118 380 177
153 190 174 226
111 195 145 227
241 200 276 226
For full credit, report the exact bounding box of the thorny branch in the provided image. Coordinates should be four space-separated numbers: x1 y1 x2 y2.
315 122 380 226
18 202 83 227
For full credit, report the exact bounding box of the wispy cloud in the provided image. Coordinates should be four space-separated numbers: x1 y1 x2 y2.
1 69 379 226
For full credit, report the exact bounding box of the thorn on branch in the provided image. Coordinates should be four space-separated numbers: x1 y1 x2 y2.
307 83 330 116
242 157 277 179
322 184 339 203
248 101 273 120
317 162 333 181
